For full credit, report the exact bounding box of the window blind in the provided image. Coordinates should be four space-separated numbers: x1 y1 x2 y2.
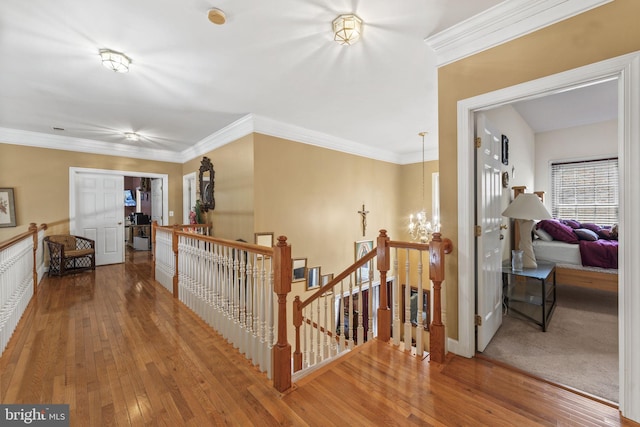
551 158 618 225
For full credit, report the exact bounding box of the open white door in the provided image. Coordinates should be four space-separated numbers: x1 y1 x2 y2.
151 178 163 225
475 114 503 352
75 172 124 266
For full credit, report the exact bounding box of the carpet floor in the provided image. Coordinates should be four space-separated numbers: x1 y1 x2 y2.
481 283 618 403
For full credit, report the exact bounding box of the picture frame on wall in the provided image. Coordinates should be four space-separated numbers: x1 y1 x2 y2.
306 266 321 290
354 240 373 284
292 258 307 282
501 134 509 165
0 188 17 228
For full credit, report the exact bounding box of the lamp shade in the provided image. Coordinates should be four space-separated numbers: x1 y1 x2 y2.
501 193 551 220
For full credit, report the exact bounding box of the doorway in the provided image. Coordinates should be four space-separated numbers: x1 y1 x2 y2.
69 167 169 265
454 52 640 417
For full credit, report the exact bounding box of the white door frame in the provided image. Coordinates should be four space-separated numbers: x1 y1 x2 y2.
183 172 196 224
454 52 640 419
70 167 169 234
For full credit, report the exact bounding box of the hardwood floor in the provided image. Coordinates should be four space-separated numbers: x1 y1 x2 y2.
1 248 637 426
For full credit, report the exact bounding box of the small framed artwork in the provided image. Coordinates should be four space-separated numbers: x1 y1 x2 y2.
354 240 373 284
306 266 321 290
0 188 17 228
501 134 509 165
402 285 430 331
254 232 274 247
292 258 307 282
321 273 334 287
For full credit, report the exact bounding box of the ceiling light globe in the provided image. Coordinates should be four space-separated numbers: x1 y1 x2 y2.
100 49 131 73
124 132 140 141
333 14 362 45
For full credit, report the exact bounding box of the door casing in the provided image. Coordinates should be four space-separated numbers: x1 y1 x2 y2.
453 52 640 419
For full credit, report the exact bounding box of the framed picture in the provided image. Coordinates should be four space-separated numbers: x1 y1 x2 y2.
254 232 274 247
292 258 307 282
0 188 17 228
354 240 373 284
321 273 334 287
501 134 509 165
402 285 430 330
306 266 321 290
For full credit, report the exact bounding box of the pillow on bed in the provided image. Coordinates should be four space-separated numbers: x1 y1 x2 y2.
533 227 554 241
580 223 602 233
538 219 579 244
574 228 599 241
598 229 613 240
561 219 582 229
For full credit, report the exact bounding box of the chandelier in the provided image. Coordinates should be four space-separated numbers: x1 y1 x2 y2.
408 132 435 243
332 14 363 45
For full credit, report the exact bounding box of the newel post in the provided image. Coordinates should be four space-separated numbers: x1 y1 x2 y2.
293 296 302 372
29 223 38 295
172 224 179 298
273 236 292 392
376 229 391 342
429 232 446 363
151 220 157 281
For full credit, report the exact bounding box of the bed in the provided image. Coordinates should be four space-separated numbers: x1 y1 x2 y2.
532 220 618 293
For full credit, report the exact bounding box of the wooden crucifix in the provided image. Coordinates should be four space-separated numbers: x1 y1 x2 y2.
358 204 370 237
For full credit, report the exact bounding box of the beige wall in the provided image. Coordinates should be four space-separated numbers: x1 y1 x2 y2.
0 143 183 241
182 135 255 242
253 134 402 288
438 0 640 339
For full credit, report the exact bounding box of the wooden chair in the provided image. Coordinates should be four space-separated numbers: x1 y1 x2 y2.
45 235 96 276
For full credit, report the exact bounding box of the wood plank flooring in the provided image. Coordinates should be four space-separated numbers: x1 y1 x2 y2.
1 248 637 426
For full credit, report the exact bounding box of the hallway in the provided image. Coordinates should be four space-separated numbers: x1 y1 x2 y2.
0 249 634 426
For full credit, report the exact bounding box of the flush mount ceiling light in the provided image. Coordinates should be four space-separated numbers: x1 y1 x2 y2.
207 8 226 25
99 49 131 73
124 132 140 142
332 14 363 45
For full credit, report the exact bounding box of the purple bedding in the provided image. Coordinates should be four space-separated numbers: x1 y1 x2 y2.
579 239 618 269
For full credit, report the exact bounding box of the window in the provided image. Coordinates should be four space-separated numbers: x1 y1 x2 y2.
551 158 618 225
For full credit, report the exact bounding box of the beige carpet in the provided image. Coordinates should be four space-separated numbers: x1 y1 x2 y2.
481 283 618 403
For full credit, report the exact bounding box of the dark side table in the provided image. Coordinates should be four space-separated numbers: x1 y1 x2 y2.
502 260 557 332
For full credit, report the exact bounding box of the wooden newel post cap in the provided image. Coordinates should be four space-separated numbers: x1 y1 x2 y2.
277 236 288 247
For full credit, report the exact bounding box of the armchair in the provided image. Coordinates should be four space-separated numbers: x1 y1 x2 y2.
45 235 96 276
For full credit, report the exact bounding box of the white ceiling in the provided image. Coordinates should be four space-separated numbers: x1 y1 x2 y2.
0 0 613 164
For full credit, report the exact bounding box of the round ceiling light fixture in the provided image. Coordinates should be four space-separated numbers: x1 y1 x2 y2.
124 132 140 142
207 8 226 25
332 14 363 45
100 49 131 73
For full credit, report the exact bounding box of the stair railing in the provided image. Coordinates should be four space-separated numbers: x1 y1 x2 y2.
0 223 47 356
292 230 452 374
151 222 293 392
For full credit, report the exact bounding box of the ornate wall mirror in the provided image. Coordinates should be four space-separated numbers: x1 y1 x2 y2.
199 156 215 212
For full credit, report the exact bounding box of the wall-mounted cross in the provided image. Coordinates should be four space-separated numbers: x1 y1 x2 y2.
358 204 370 237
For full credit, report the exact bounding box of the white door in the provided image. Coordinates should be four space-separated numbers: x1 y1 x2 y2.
475 114 503 352
76 173 124 266
151 178 163 225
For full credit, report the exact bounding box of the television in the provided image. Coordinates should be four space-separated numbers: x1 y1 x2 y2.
124 189 136 207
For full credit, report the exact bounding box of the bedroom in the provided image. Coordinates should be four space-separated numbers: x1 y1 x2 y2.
480 78 619 403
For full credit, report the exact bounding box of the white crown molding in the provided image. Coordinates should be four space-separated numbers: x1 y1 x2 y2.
252 114 403 164
425 0 614 67
0 126 183 162
177 114 255 163
1 114 425 166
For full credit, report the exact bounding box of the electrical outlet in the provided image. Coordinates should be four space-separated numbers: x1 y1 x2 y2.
169 211 174 217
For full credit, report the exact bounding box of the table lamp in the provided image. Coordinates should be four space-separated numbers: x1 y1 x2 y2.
502 193 552 268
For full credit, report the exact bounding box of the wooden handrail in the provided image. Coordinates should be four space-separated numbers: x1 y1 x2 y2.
293 229 453 373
